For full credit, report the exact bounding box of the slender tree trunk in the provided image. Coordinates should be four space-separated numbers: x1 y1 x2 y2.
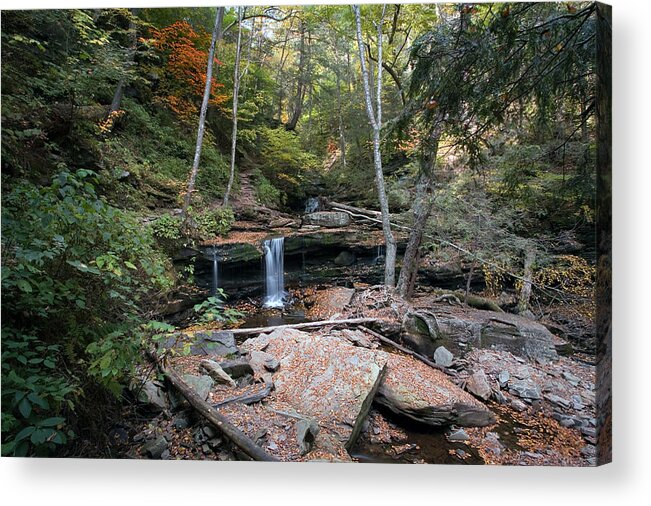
223 7 244 207
464 261 476 304
332 36 347 169
285 20 307 131
396 129 440 298
110 8 139 114
181 7 223 221
517 247 536 314
354 4 396 287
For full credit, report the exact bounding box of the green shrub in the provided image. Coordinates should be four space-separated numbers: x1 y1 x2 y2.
192 207 235 239
255 175 283 207
1 169 174 456
152 214 183 241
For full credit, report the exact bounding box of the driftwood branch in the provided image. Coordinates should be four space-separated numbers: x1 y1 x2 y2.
358 326 456 378
212 382 273 409
229 317 378 336
148 351 278 462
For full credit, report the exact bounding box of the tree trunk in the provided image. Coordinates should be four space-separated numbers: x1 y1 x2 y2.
228 317 377 337
181 7 223 220
223 7 244 207
332 36 347 169
464 261 476 304
396 129 440 298
285 20 307 131
517 247 536 314
354 4 396 287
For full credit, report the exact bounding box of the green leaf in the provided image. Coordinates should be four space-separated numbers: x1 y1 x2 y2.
39 417 65 427
124 261 137 270
18 397 32 418
16 279 32 293
14 426 35 442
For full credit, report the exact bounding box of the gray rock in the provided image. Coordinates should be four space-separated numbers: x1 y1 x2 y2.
466 369 492 400
203 425 217 438
562 371 580 386
161 330 238 357
509 379 542 400
173 413 191 429
492 389 508 404
498 370 510 388
182 374 214 401
219 357 254 378
303 211 351 228
571 394 584 410
544 393 571 408
511 399 528 412
447 429 469 441
433 346 454 367
200 359 236 387
135 380 168 411
376 354 496 427
160 449 171 460
334 251 355 266
296 418 320 456
141 436 168 459
249 350 281 379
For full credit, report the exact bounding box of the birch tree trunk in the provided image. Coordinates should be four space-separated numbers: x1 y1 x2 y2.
223 7 245 207
354 4 396 287
181 7 224 221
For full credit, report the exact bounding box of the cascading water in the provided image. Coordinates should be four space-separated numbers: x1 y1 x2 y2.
375 244 386 265
263 237 286 307
211 247 220 296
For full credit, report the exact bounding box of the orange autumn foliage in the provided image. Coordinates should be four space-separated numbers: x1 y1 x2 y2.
151 21 228 120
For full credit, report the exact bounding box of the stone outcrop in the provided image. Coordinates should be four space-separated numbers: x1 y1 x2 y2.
302 211 351 228
402 307 558 363
375 353 496 427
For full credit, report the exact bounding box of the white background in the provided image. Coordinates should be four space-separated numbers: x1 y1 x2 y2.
1 0 649 504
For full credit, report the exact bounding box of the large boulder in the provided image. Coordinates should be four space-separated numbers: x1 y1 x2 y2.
403 307 558 363
303 211 351 228
375 353 496 427
241 328 387 455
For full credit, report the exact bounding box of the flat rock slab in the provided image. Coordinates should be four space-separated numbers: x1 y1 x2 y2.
375 353 496 428
240 328 387 459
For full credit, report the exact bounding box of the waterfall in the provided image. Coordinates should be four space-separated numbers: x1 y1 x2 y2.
263 237 286 308
375 244 385 264
211 247 219 296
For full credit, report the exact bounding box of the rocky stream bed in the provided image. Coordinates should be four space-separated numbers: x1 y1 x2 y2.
120 284 596 466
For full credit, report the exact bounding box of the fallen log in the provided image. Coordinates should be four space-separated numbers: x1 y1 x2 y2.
358 325 457 378
228 317 378 336
328 201 383 219
432 289 504 313
212 382 273 409
148 351 278 462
